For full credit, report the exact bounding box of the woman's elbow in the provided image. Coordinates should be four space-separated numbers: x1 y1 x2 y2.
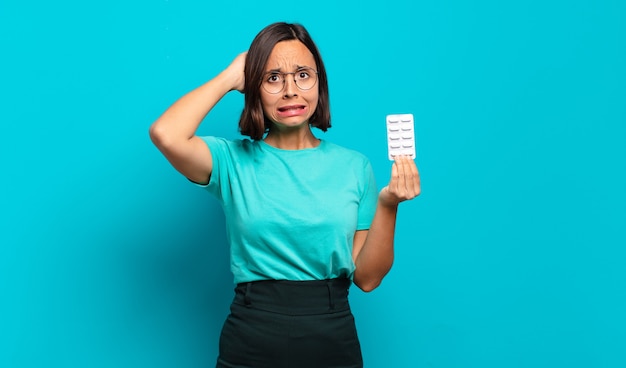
149 123 166 147
353 276 383 293
353 260 393 292
149 123 180 153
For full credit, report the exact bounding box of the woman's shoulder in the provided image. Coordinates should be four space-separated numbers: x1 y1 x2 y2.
198 137 262 161
200 136 257 149
321 140 371 163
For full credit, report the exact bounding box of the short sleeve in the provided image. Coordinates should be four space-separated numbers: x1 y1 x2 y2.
194 136 230 200
356 160 378 230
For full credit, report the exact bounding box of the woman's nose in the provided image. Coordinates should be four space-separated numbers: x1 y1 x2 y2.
283 77 298 97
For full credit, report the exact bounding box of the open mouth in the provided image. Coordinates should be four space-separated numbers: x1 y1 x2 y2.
278 105 305 112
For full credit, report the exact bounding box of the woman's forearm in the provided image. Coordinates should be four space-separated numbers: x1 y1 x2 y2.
150 52 246 147
150 71 236 145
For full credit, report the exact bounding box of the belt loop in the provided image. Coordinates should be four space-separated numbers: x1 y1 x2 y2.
326 280 335 311
244 282 252 307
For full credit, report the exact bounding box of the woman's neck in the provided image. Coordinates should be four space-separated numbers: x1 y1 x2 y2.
264 126 320 150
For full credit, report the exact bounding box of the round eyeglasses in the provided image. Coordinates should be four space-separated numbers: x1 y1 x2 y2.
261 67 319 94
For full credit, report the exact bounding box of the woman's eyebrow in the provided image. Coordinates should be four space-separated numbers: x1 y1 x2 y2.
265 65 313 73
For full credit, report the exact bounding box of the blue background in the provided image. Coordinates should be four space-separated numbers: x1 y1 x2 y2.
2 0 625 367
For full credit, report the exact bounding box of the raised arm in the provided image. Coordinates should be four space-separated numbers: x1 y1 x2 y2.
352 156 421 292
149 52 246 184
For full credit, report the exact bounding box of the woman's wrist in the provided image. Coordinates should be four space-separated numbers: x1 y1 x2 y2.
217 63 245 92
378 187 400 209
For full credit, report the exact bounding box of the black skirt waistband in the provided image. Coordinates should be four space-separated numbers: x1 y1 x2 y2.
234 277 352 316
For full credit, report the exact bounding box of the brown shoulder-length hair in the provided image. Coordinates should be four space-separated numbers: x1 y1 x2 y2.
239 22 331 140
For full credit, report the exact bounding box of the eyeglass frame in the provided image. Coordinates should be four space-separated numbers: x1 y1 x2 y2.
260 67 319 94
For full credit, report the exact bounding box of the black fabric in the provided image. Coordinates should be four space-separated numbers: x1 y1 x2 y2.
216 278 363 368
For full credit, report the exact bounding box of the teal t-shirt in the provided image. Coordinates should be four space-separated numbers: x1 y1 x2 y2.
199 137 378 284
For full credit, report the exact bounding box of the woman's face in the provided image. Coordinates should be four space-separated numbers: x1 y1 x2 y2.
260 40 319 130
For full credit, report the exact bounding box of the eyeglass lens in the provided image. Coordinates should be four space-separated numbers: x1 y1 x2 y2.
262 68 318 94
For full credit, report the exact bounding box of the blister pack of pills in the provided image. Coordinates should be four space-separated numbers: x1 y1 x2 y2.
386 114 416 160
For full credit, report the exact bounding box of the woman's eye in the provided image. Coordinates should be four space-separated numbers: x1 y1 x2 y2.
267 74 281 83
297 71 310 79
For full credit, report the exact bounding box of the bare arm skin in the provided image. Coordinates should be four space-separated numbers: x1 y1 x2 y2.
149 53 246 184
352 156 421 292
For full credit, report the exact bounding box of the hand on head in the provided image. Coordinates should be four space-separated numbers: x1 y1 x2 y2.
225 51 247 93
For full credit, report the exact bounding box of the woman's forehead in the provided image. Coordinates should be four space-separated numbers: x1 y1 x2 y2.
265 40 316 71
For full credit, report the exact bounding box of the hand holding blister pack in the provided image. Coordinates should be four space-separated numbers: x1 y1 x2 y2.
386 114 416 160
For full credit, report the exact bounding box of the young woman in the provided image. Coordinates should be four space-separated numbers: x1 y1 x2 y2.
150 22 420 368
